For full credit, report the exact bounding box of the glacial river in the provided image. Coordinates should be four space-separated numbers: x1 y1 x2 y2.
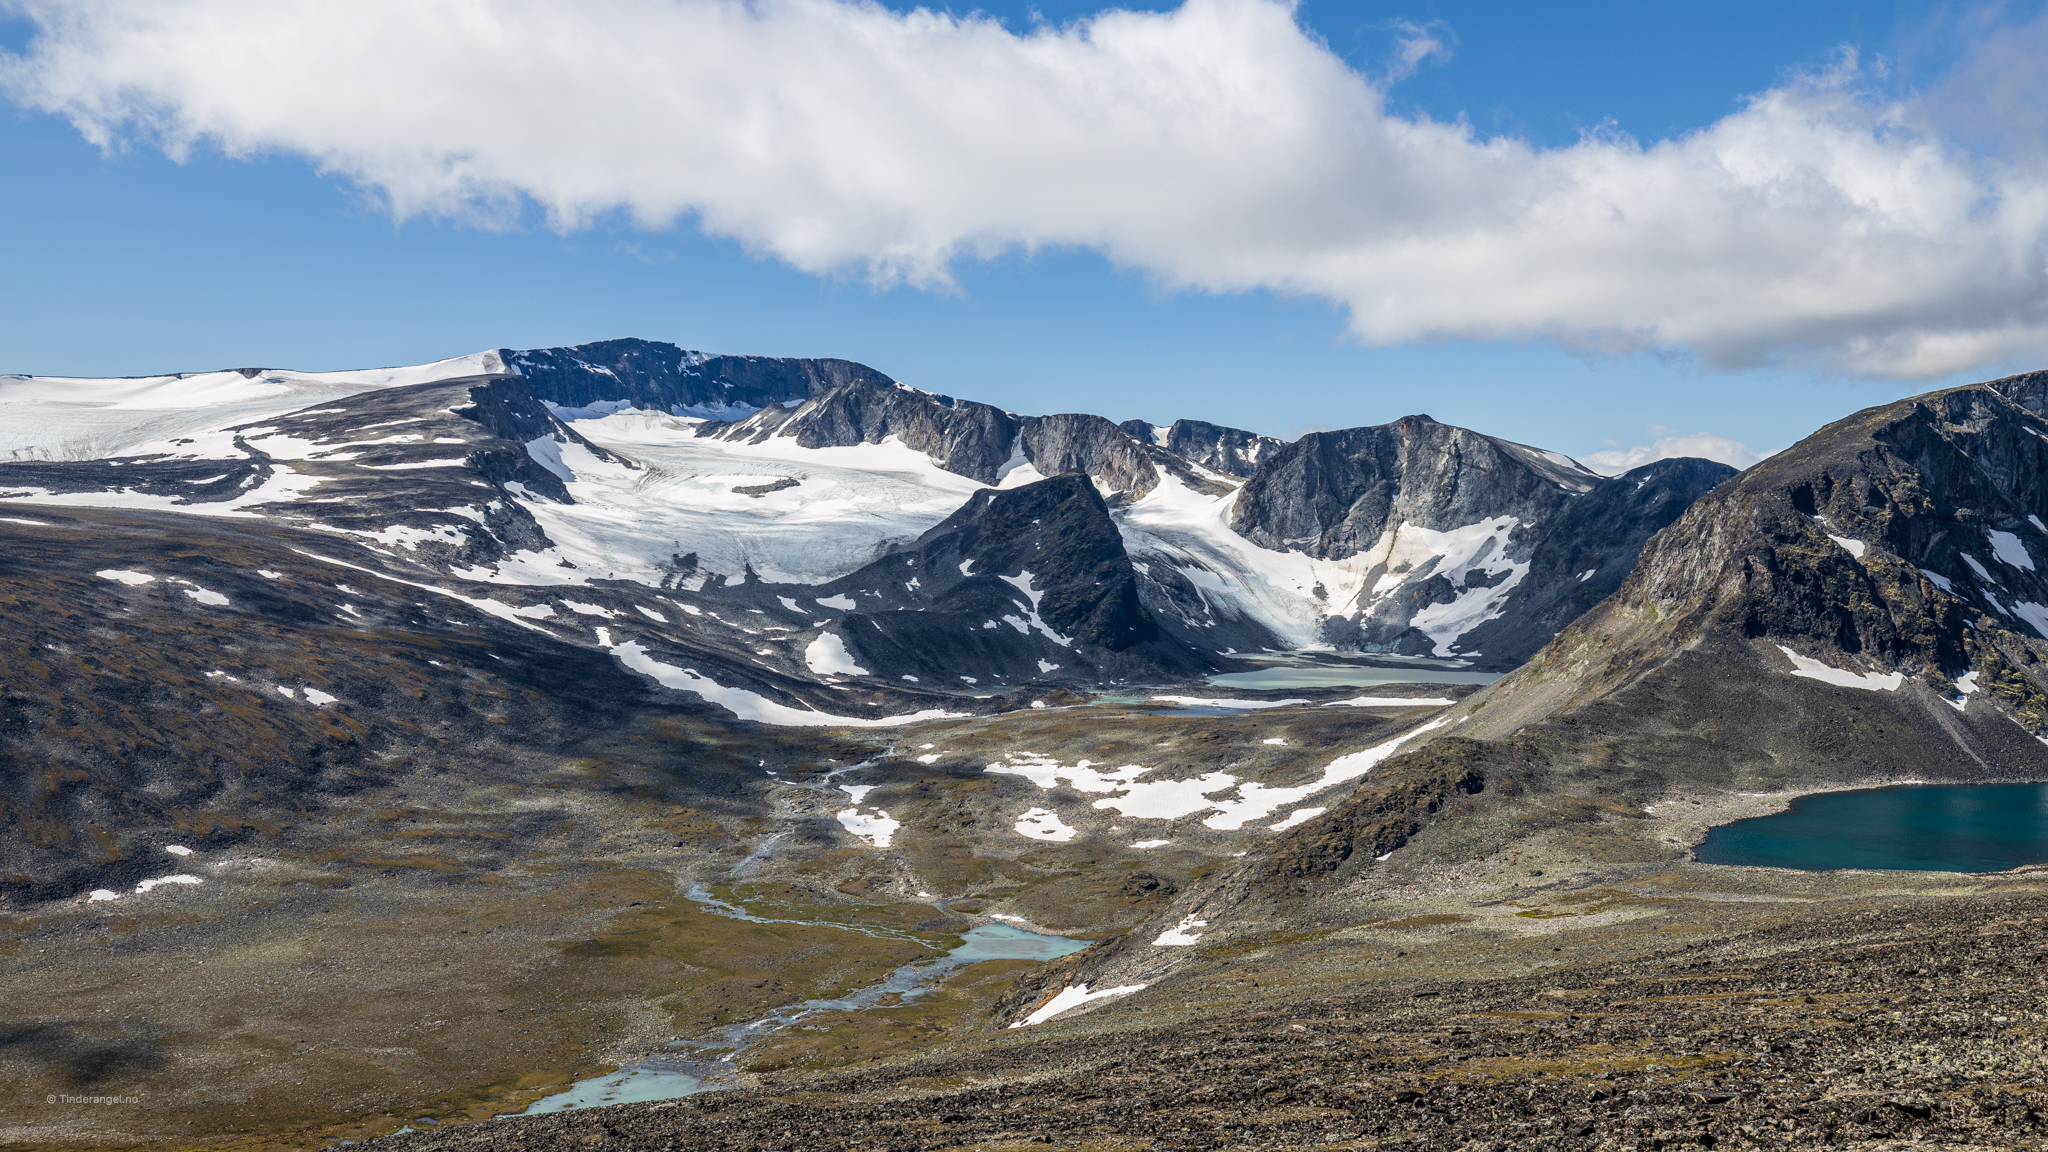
520 903 1087 1113
1697 782 2048 873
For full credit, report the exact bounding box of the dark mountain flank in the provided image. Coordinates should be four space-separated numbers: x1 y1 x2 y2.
1455 376 2048 751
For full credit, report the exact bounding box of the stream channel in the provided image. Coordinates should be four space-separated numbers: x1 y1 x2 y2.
521 891 1087 1112
521 799 1089 1118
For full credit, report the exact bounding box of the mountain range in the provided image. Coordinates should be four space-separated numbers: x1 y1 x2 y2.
11 339 2048 1150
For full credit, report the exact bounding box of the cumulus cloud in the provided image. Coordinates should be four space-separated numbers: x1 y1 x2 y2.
1578 431 1775 477
3 0 2046 378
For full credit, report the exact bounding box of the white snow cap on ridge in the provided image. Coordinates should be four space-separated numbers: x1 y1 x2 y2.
2 351 505 462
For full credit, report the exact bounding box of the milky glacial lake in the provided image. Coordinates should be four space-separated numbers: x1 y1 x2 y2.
1207 665 1501 690
1696 783 2048 873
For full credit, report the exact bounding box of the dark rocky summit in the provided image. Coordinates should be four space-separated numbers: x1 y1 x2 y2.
504 337 890 416
1229 415 1601 560
779 474 1211 685
1443 374 2048 761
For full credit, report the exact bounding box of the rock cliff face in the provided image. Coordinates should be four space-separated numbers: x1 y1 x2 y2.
504 338 890 417
1119 418 1285 479
1229 415 1600 559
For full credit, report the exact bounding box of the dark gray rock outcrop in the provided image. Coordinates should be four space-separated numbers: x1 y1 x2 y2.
504 337 890 417
1121 418 1285 478
1229 415 1599 560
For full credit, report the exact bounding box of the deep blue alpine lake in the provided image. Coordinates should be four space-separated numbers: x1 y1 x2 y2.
1696 782 2048 873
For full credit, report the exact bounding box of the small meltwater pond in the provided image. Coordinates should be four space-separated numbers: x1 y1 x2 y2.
520 921 1088 1114
1697 782 2048 873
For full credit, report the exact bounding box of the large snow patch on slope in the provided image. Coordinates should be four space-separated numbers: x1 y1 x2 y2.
0 352 503 462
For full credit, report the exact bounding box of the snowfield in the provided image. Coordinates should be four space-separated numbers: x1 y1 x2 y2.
479 412 987 586
0 352 503 463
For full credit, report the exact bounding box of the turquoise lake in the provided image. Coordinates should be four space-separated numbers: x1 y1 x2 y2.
1696 782 2048 873
1207 666 1501 690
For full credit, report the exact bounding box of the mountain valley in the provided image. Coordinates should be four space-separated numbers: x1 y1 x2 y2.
6 342 2048 1150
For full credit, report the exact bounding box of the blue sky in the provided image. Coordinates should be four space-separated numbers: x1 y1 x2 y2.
2 0 2045 470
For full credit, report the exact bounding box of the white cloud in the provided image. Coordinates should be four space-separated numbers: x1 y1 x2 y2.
4 0 2047 379
1380 18 1456 82
1578 431 1774 477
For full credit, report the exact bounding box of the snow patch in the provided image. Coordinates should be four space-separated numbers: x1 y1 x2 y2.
804 632 871 676
2012 602 2048 640
1963 554 1998 584
1014 807 1077 842
997 570 1071 646
1920 569 1955 593
836 805 900 848
525 436 575 482
1268 807 1326 831
634 604 667 622
182 586 229 606
815 594 856 611
165 845 193 857
987 718 1447 832
1774 645 1903 691
609 639 960 727
1322 695 1457 707
1011 982 1147 1027
1827 534 1866 559
1151 695 1308 710
97 569 154 586
1990 530 2037 571
1153 913 1208 946
135 875 201 894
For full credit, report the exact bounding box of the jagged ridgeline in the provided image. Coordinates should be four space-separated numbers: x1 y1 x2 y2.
2 337 1735 688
